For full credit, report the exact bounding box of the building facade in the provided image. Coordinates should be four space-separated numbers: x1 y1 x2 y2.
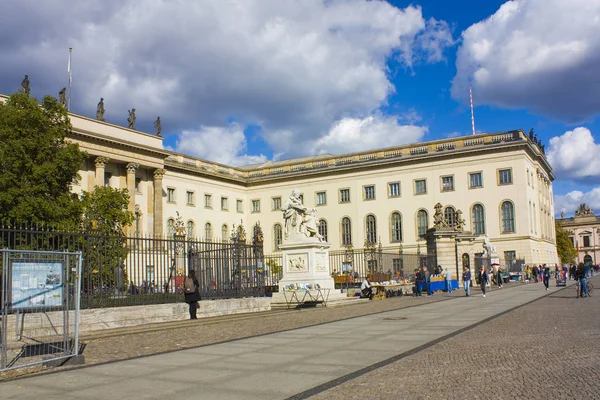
0 94 560 266
557 204 600 265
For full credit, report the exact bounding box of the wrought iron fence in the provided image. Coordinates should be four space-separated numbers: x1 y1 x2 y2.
0 222 265 308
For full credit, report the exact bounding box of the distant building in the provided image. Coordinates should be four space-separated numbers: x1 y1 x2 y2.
557 203 600 265
1 93 559 267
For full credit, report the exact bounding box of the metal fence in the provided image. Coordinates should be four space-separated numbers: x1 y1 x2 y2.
1 249 82 372
0 222 265 309
264 248 436 289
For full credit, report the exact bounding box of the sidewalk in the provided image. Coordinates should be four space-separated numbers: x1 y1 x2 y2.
0 281 561 400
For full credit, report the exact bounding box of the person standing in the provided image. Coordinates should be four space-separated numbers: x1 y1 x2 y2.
463 267 471 297
479 266 488 297
183 270 201 319
445 266 453 293
414 269 422 297
496 265 503 289
577 262 590 298
542 264 550 291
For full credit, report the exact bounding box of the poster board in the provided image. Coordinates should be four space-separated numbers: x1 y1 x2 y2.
10 261 64 311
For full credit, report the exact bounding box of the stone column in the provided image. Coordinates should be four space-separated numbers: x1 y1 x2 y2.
94 156 109 187
153 169 166 237
126 163 139 236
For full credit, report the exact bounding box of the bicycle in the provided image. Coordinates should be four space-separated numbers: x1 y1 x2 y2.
576 279 594 298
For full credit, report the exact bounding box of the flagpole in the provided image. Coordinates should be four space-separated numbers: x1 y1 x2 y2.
68 47 72 111
469 86 476 135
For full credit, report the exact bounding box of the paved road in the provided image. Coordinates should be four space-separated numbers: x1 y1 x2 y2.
0 282 567 400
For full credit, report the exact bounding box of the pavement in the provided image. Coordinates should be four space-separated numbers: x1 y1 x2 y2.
1 279 598 400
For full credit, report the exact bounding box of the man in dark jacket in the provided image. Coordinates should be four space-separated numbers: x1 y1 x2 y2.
184 270 201 319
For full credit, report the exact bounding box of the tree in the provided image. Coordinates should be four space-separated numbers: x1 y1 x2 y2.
555 221 577 264
0 91 86 225
80 186 135 290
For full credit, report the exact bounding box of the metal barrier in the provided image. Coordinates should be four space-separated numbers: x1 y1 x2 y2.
1 249 82 372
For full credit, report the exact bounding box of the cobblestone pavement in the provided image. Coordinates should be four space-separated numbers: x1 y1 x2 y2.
307 277 600 400
1 288 459 380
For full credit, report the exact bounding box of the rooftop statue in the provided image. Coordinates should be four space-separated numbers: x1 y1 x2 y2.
58 87 66 107
127 108 136 129
21 75 30 95
575 203 594 217
282 189 323 242
96 98 105 121
154 116 162 136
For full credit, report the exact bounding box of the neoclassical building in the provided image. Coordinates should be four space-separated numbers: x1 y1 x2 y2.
557 204 600 265
0 94 559 266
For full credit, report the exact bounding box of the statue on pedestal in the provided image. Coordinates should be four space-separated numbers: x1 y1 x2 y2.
433 202 446 229
96 98 105 121
282 189 323 241
127 108 136 129
58 88 67 107
455 209 466 232
482 235 497 258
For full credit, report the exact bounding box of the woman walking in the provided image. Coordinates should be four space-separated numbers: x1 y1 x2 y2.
463 266 471 297
479 266 488 298
183 269 201 319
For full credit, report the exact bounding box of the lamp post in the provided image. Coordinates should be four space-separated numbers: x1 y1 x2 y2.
344 244 354 292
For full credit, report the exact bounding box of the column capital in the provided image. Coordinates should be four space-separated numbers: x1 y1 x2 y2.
126 162 140 174
94 156 109 168
153 168 166 180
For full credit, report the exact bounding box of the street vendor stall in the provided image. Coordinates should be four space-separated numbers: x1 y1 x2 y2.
428 275 458 292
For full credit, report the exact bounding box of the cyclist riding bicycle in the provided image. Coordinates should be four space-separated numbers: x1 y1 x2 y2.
576 262 590 298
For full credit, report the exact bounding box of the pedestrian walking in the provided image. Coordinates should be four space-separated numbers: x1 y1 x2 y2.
445 266 453 292
496 265 503 289
463 266 471 297
542 264 550 291
479 266 488 297
183 269 201 319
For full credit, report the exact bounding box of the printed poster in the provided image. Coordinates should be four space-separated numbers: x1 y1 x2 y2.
11 262 63 310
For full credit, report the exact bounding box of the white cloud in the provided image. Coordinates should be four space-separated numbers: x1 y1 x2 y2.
0 1 450 160
554 188 600 217
452 0 600 122
546 127 600 180
176 123 267 167
311 115 427 155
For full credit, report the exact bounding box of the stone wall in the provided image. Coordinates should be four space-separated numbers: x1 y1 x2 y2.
3 297 271 340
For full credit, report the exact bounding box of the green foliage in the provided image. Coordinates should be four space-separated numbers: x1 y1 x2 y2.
555 221 578 264
0 91 86 225
266 258 282 276
80 186 135 288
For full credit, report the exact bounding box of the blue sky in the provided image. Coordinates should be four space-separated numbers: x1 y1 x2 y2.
1 0 599 216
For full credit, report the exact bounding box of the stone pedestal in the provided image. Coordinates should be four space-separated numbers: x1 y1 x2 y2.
278 240 335 290
426 229 478 281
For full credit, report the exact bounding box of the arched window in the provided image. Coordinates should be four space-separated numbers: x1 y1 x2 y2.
444 206 456 227
341 217 352 246
221 224 228 241
471 204 485 234
501 201 515 233
274 224 283 250
166 218 175 237
366 215 377 244
205 222 212 239
186 220 195 239
417 210 428 237
391 212 402 242
318 219 328 242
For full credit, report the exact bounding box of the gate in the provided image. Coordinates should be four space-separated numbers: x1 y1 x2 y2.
1 250 82 372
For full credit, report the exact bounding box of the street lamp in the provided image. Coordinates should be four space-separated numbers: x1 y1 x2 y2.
344 244 354 292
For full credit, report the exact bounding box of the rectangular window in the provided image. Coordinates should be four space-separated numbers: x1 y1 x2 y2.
469 172 483 188
498 168 513 185
504 251 516 261
252 199 261 213
186 191 194 205
135 177 142 192
104 172 112 187
583 236 591 248
167 188 175 202
569 237 574 247
340 188 351 203
392 258 403 276
221 197 228 210
388 182 400 197
272 197 282 210
316 191 327 205
364 185 375 200
415 179 427 195
441 176 454 192
236 199 243 213
204 194 212 208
